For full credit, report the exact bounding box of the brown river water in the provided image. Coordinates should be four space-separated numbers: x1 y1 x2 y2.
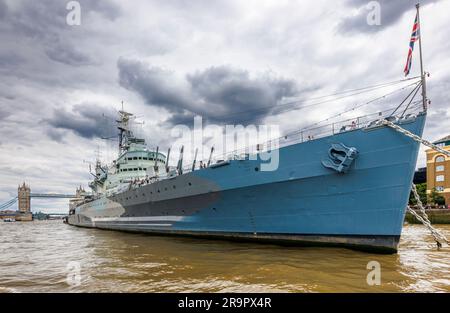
0 220 449 292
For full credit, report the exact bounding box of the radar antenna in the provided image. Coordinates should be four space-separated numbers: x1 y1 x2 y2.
117 102 135 155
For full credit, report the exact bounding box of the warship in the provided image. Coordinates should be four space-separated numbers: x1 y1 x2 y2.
68 6 430 253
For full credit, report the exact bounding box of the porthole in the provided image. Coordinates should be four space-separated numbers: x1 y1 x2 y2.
188 182 192 186
255 167 259 171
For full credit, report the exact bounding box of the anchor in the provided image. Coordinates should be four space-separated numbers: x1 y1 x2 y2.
321 143 358 173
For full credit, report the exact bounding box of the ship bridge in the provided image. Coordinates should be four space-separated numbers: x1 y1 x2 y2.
0 183 76 212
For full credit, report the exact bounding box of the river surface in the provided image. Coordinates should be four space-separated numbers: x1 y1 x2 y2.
0 220 449 292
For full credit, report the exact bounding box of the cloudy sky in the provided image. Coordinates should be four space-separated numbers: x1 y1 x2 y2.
1 0 449 213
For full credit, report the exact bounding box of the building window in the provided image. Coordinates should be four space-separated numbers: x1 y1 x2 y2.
435 155 445 163
436 186 444 192
436 175 444 182
436 165 444 172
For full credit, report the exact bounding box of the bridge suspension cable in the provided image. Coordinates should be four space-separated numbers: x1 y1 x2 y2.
1 192 76 212
29 193 76 198
0 197 17 211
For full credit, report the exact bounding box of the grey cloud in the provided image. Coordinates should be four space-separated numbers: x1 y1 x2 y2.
45 40 93 66
82 0 122 21
118 58 300 125
0 0 7 19
4 0 121 35
46 127 66 143
0 51 25 70
187 67 298 122
3 94 15 100
2 1 67 41
118 58 193 113
45 103 116 140
0 0 121 67
0 105 11 121
339 0 440 34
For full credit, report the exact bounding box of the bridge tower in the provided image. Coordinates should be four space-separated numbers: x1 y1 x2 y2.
17 182 32 221
18 182 31 212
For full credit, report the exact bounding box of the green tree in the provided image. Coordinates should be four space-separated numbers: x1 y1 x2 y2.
428 188 445 205
409 183 427 205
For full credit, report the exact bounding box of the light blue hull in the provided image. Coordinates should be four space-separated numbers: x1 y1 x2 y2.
69 113 426 253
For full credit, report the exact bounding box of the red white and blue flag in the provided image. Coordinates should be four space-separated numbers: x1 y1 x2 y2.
404 13 420 76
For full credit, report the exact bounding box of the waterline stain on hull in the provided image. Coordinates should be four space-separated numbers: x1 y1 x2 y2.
68 221 400 253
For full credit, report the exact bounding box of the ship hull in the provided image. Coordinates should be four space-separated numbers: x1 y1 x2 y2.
68 114 426 253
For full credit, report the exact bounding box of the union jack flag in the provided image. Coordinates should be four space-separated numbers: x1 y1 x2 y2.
404 13 420 76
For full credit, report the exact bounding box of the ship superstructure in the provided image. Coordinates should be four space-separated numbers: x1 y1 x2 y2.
86 110 167 197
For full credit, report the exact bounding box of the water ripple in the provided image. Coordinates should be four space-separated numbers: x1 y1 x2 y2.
0 221 449 292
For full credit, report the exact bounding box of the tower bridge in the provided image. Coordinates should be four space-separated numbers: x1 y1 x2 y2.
0 182 77 220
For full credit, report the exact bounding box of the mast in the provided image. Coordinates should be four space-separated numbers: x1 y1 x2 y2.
117 109 133 155
416 3 427 112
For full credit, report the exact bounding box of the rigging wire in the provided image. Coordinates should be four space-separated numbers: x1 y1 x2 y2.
401 86 422 116
279 75 421 104
389 82 422 117
271 80 422 133
277 101 423 143
207 100 423 163
183 80 422 154
203 76 421 122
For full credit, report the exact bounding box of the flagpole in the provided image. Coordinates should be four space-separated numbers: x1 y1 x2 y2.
416 2 427 112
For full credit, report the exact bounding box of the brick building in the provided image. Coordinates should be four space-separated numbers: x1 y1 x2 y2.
426 135 450 205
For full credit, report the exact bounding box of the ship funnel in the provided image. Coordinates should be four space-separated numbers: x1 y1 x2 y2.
154 146 159 173
192 148 198 171
207 146 214 167
165 148 171 173
177 146 184 175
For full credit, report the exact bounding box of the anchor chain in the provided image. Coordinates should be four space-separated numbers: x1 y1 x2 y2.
382 119 450 158
408 184 448 248
382 118 449 248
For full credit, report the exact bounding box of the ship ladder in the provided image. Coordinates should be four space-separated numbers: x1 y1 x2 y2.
382 119 449 249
